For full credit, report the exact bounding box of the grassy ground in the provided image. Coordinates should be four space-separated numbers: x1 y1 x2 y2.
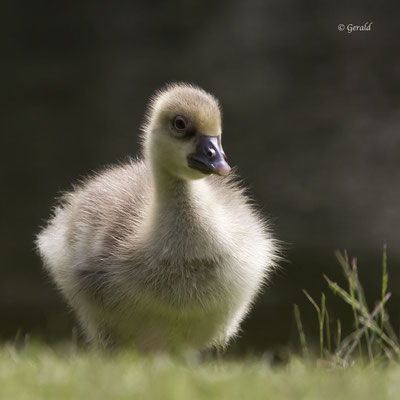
1 343 400 400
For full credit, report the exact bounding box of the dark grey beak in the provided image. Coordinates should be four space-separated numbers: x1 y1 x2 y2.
187 135 231 176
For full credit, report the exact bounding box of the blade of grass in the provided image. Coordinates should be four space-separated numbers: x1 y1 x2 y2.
325 308 331 354
350 264 363 360
336 319 342 351
381 244 388 332
333 251 370 312
302 289 320 314
351 257 369 312
383 319 399 346
303 290 324 358
324 275 367 317
320 293 327 357
294 304 309 359
351 257 372 361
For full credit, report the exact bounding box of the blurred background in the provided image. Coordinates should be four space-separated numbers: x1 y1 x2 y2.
2 0 400 354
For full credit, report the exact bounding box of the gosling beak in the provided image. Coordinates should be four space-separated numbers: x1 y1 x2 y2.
187 135 231 176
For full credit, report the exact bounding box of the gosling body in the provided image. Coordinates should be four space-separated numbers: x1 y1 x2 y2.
37 83 277 352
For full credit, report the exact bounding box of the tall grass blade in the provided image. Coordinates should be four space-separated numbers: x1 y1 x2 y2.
294 304 309 359
336 319 341 351
381 244 388 331
325 308 331 354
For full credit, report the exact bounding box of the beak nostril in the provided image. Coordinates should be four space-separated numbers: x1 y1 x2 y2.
207 148 216 158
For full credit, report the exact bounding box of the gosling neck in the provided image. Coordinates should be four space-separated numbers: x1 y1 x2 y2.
149 159 194 207
144 151 221 256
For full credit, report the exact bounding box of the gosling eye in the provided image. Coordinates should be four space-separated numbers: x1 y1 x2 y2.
171 115 196 139
172 115 187 133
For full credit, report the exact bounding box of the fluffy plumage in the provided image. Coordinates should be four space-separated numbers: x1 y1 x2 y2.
36 83 277 353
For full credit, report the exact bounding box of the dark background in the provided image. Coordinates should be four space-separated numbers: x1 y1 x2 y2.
2 1 400 354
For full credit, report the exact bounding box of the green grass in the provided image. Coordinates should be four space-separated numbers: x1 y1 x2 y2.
1 343 400 400
1 246 398 399
295 246 399 366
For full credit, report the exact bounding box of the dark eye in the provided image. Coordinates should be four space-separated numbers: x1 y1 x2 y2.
173 116 186 131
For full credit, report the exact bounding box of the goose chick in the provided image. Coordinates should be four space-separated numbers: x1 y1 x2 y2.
36 83 277 353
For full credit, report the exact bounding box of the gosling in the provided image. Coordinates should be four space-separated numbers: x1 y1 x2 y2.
36 83 277 353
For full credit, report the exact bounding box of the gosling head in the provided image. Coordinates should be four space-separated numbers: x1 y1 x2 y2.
143 83 231 180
